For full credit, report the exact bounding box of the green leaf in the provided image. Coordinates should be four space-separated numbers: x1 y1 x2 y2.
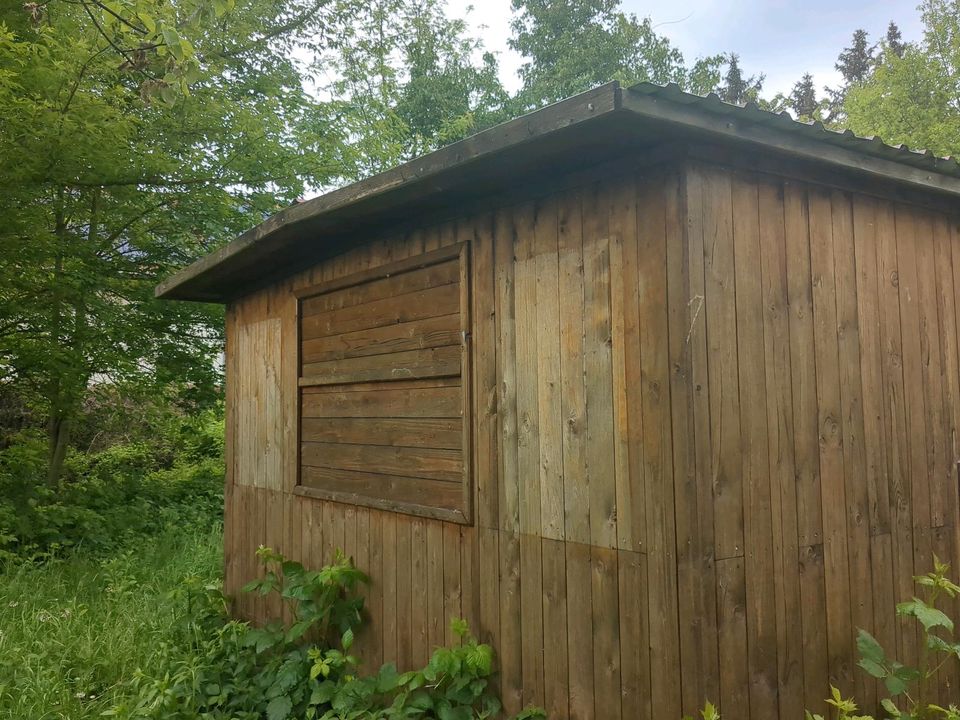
266 695 293 720
342 627 354 650
701 702 720 720
285 620 312 643
856 629 886 664
138 12 155 34
897 597 954 632
881 698 901 717
858 658 886 678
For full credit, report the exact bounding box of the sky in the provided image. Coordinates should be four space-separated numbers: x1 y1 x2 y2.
444 0 926 98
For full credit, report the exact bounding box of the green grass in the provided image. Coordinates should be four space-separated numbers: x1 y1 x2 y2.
0 524 223 720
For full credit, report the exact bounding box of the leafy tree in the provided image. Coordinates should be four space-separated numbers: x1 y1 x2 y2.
317 0 508 175
508 0 689 109
789 73 820 119
845 0 960 158
719 53 764 105
0 0 351 482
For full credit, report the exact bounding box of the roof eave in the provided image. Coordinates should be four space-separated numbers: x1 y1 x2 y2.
155 81 624 302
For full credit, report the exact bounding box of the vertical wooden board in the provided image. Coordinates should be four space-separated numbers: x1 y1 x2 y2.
637 173 681 717
224 305 240 602
799 544 830 715
582 181 617 549
519 533 545 708
700 166 744 561
541 538 570 720
716 556 749 719
460 526 480 645
943 218 960 650
319 502 335 566
869 533 896 674
427 521 445 652
307 500 325 576
381 513 398 666
263 489 285 622
282 494 302 564
731 173 778 717
758 179 805 716
784 182 824 550
478 526 501 652
895 203 932 665
342 505 357 564
875 200 915 664
442 522 462 646
674 165 721 713
831 190 877 708
558 188 590 545
514 201 542 536
935 214 960 533
396 518 413 670
535 195 565 540
495 207 520 535
609 175 643 552
365 509 384 672
499 530 524 715
223 477 241 609
410 519 429 665
351 508 371 666
473 213 500 530
851 196 891 536
566 542 595 720
591 544 621 720
808 187 855 692
618 548 651 720
914 211 951 531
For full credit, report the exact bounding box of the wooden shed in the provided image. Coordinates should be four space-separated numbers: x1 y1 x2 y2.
158 81 960 719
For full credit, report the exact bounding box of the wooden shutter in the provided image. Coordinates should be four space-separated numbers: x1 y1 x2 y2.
295 244 471 523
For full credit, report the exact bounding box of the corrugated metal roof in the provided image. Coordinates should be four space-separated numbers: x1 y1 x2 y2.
629 81 960 179
157 81 960 302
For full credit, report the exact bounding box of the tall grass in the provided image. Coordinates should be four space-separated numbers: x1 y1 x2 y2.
0 523 222 720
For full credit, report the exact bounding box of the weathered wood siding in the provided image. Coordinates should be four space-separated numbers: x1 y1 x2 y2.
224 158 960 719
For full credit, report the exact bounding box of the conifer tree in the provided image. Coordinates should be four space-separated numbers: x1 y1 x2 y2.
885 21 906 58
789 73 819 119
719 53 763 105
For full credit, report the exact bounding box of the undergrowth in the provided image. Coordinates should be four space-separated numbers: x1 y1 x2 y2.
0 523 223 719
107 547 544 720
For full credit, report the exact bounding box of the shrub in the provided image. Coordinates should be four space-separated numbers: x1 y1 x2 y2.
0 407 224 562
109 547 544 720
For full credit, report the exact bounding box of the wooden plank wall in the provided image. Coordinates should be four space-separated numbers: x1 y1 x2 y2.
223 158 960 719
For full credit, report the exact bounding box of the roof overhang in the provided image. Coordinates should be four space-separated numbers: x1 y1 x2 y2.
157 81 960 303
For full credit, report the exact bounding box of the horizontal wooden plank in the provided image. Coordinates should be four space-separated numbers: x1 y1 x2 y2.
301 441 463 481
301 282 461 341
295 244 464 300
299 466 464 513
293 481 468 524
301 258 460 315
301 314 461 364
300 346 461 386
300 384 462 418
301 376 461 393
301 417 463 449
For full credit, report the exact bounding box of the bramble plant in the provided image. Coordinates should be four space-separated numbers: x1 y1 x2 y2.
109 547 544 720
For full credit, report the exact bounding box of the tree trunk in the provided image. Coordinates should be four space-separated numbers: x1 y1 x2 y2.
46 411 71 487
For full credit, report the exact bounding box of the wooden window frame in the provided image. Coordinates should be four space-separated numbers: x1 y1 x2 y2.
292 243 473 524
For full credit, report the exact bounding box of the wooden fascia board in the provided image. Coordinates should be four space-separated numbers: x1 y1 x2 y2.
620 88 960 199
